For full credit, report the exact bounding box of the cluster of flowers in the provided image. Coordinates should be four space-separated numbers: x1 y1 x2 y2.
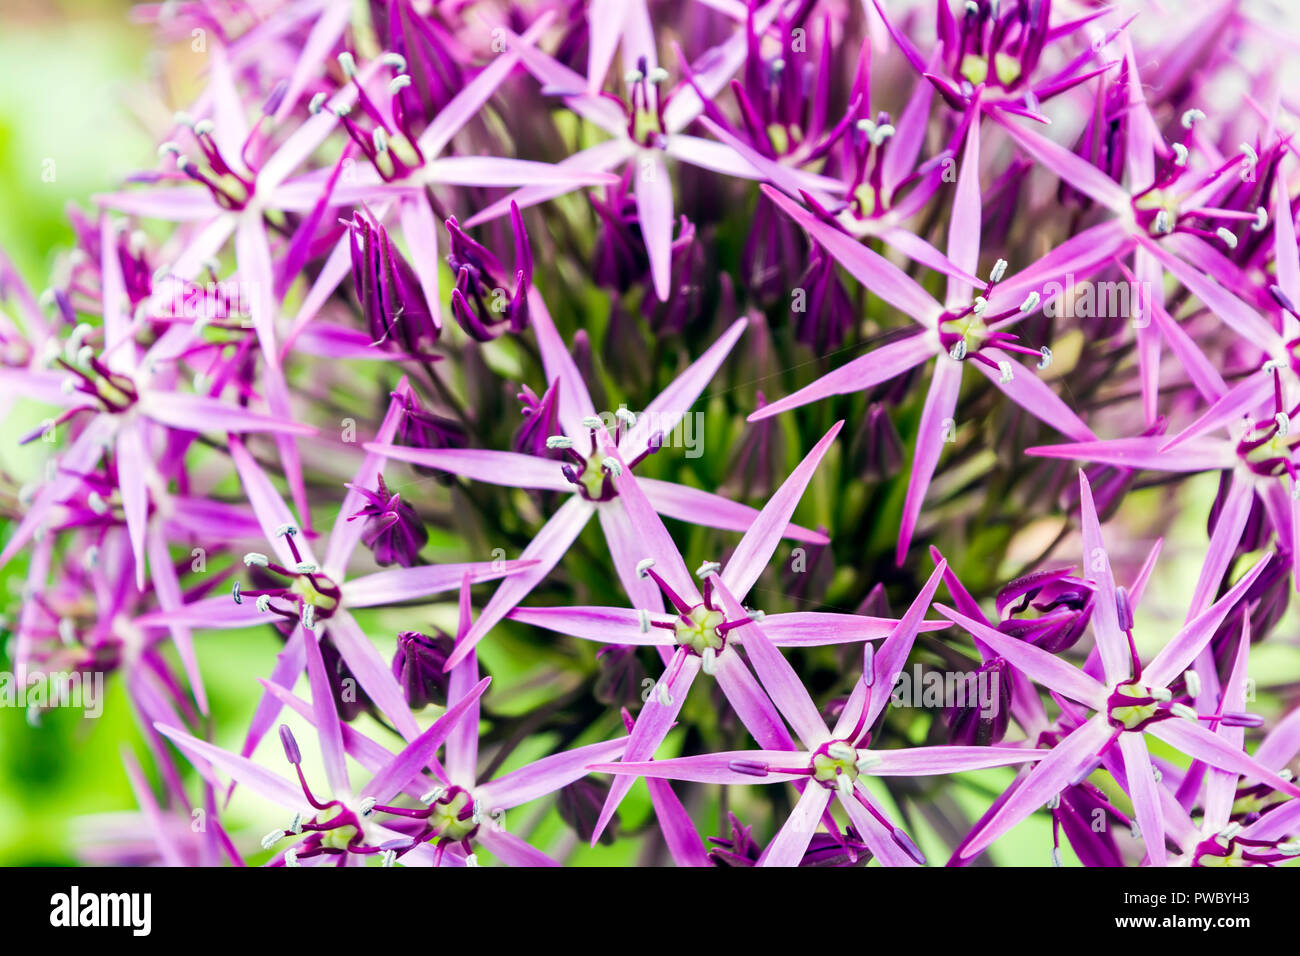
3 0 1300 867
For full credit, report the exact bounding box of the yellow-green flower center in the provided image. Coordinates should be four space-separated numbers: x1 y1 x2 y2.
674 605 727 656
1109 681 1160 731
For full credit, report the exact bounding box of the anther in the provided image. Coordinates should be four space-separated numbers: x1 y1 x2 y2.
636 558 655 578
1180 108 1205 129
256 595 272 613
232 581 243 604
308 92 328 115
1037 346 1052 369
420 787 446 805
337 51 358 78
379 52 407 72
1253 207 1268 231
1020 291 1041 313
989 259 1008 283
638 609 651 633
998 361 1014 384
581 415 603 430
243 552 269 567
261 830 284 849
276 523 299 538
1215 227 1238 249
656 681 673 706
1184 670 1202 698
695 560 721 578
1170 702 1198 720
601 456 622 476
1172 143 1188 166
545 436 575 449
359 797 377 817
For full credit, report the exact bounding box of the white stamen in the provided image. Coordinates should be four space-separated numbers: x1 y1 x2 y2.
581 415 603 430
1172 142 1188 167
158 141 182 158
695 560 722 578
243 551 270 567
989 258 1008 283
615 407 636 426
1180 108 1205 129
193 118 215 137
388 75 412 94
949 340 968 361
261 830 284 849
301 603 316 631
379 52 407 72
647 67 670 85
1219 822 1243 840
1037 346 1053 370
1051 847 1062 867
1253 206 1268 231
637 609 651 633
636 558 655 578
1278 840 1300 855
372 127 389 153
836 774 854 797
256 595 272 613
284 848 300 867
1046 792 1061 810
232 581 243 605
656 681 672 706
1215 227 1238 249
701 646 717 675
1240 142 1258 165
58 618 77 646
545 436 575 449
308 92 328 115
1154 210 1171 234
359 797 377 817
601 456 622 476
1276 412 1290 436
1184 670 1202 698
870 124 895 146
275 523 299 538
420 787 446 805
856 751 882 770
382 849 397 867
465 853 480 867
1020 291 1041 313
87 492 108 515
337 51 357 77
173 110 195 129
971 295 988 315
623 69 644 85
998 361 1014 384
294 562 318 573
827 741 856 761
1151 687 1172 701
289 812 302 835
1170 702 1199 721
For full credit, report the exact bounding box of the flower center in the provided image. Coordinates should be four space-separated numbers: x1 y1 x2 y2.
810 740 862 791
673 604 727 656
1107 681 1164 731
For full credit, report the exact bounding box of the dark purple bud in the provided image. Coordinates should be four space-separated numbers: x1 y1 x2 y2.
347 209 438 357
320 635 372 722
513 380 563 458
594 645 648 709
392 630 454 710
851 403 903 481
445 203 532 341
394 389 467 456
707 813 762 867
943 657 1012 746
347 474 427 568
557 777 615 846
